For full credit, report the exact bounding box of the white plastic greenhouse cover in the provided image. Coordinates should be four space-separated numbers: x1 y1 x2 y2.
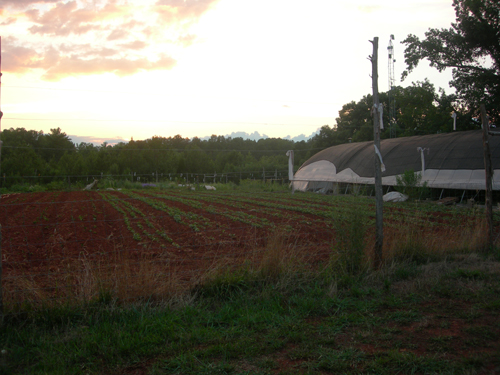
291 130 500 192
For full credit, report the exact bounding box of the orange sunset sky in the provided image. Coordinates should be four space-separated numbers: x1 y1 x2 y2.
0 0 456 145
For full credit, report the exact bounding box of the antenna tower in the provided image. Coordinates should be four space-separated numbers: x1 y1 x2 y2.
387 34 396 138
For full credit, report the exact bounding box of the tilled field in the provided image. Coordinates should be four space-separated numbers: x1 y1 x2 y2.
0 189 494 304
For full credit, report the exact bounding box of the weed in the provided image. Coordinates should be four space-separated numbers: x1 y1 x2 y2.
326 209 368 284
395 169 429 200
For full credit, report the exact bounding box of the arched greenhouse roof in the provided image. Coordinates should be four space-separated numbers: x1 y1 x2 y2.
292 130 500 192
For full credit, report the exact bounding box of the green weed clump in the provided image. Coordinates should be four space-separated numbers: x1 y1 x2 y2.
395 169 430 200
326 209 369 286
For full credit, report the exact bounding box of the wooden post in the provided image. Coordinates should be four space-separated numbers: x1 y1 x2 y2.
0 37 4 323
481 104 493 251
0 36 3 180
0 224 3 324
370 37 384 269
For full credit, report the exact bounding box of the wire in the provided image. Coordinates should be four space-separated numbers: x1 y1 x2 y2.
2 117 326 127
4 85 339 106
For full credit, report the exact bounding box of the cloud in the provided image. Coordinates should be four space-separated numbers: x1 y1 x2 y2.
283 130 319 142
177 34 196 47
106 20 145 41
1 17 17 26
0 0 58 9
153 0 219 24
81 47 120 57
1 0 215 80
213 131 269 141
118 40 148 50
69 134 128 146
107 29 129 41
25 0 132 36
2 38 176 80
1 40 41 74
41 53 177 81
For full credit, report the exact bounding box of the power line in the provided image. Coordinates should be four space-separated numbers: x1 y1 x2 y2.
3 117 325 127
4 85 339 106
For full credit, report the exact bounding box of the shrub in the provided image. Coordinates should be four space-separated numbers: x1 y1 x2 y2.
395 169 429 200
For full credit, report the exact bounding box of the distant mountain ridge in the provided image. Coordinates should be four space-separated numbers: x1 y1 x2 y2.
70 129 320 146
199 130 319 142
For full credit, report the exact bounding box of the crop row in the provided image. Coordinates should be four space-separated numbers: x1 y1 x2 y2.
182 190 479 229
99 192 178 246
120 191 214 233
126 191 273 229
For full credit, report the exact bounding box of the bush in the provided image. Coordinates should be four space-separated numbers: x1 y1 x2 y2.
395 169 429 200
45 180 66 191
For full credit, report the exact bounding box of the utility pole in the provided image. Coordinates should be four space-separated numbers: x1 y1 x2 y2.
0 36 4 323
371 37 384 269
481 104 493 251
0 36 3 182
387 35 396 138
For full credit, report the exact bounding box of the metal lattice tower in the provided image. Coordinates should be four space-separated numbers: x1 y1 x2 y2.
387 34 396 138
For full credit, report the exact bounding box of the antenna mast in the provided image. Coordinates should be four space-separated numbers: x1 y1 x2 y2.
387 34 396 138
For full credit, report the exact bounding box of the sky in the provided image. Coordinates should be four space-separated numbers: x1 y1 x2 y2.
0 0 458 145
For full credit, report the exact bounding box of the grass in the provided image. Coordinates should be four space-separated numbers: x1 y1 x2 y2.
1 235 500 374
1 192 500 374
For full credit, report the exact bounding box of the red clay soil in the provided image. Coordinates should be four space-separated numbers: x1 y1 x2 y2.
0 191 335 303
0 190 495 305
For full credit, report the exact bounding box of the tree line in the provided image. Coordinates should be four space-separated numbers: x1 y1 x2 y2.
0 127 316 188
0 81 482 188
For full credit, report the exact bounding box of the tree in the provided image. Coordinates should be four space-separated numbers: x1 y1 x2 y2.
40 127 75 163
330 81 466 143
309 125 337 149
401 0 500 123
392 80 460 136
334 93 391 143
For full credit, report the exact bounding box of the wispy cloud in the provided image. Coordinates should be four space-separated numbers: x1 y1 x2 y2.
40 53 177 81
1 0 219 80
117 40 148 50
176 34 197 47
25 1 131 36
0 0 59 8
1 16 16 25
2 37 176 81
153 0 219 24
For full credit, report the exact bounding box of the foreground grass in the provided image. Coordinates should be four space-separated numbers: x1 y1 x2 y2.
1 251 500 375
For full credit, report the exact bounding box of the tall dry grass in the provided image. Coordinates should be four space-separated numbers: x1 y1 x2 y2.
383 216 492 264
3 247 188 311
196 228 313 294
70 247 190 305
2 213 495 312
